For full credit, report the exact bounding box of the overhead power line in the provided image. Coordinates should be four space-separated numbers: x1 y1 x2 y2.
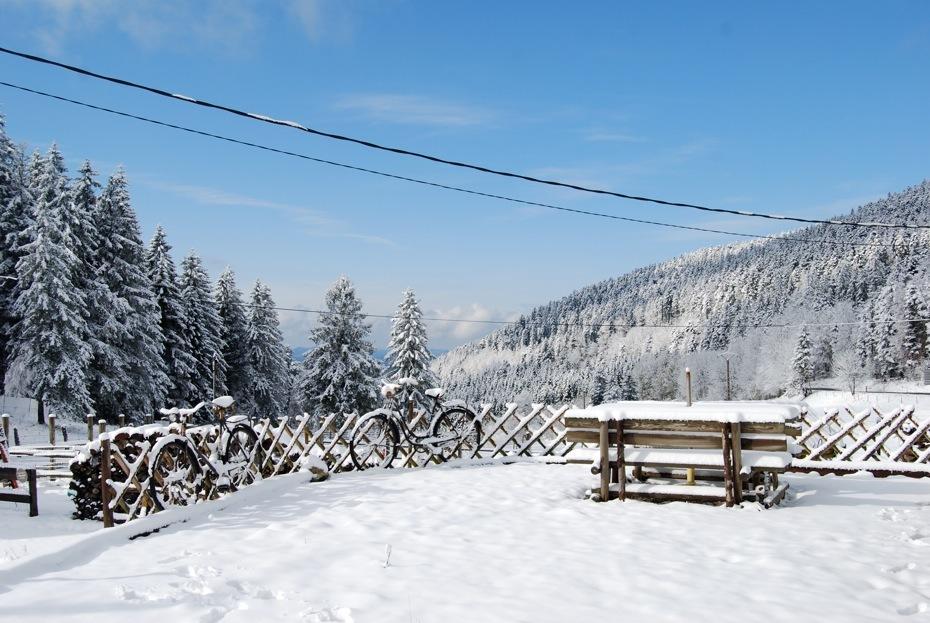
242 301 928 332
1 46 926 232
0 81 907 250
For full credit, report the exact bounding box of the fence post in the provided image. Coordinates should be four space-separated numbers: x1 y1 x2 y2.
118 414 126 428
599 420 610 502
98 419 106 437
100 433 114 528
145 414 154 425
87 414 94 441
1 413 9 444
48 413 56 446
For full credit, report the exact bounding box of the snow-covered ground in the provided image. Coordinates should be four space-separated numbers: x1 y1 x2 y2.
2 462 929 622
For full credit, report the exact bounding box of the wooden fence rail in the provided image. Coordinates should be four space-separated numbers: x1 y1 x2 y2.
61 402 930 524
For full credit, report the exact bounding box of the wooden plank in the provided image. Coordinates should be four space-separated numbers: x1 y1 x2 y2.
566 429 786 451
721 423 734 508
616 420 626 501
564 417 788 435
599 421 609 502
763 483 789 508
730 422 743 504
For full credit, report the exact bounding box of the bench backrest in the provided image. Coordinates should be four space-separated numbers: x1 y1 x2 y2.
565 416 800 452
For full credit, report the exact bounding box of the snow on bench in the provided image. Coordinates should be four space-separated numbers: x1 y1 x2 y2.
568 400 801 507
567 400 801 424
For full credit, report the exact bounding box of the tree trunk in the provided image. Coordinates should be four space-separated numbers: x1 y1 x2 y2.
37 395 44 425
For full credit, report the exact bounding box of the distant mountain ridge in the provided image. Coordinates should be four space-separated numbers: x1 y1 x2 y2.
433 181 930 405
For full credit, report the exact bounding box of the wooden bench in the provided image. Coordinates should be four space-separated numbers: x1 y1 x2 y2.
0 464 39 517
565 402 803 508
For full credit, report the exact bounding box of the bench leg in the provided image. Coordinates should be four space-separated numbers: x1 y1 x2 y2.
27 469 38 517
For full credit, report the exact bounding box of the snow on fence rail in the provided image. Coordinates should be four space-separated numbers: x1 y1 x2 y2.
69 404 579 525
63 402 930 525
792 405 930 476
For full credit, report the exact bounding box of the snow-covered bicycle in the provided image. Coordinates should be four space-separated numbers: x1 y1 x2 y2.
149 396 262 508
349 381 481 470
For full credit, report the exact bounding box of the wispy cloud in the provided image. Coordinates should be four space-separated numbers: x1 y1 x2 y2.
336 94 495 127
584 131 648 144
289 0 355 43
9 0 261 55
139 178 395 246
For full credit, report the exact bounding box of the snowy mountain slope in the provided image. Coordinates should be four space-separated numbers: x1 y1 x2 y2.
433 181 930 405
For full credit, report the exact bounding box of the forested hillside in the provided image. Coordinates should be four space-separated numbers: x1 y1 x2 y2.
433 182 930 406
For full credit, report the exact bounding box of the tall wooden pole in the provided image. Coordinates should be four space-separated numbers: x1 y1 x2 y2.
100 434 114 528
87 414 94 441
48 413 56 446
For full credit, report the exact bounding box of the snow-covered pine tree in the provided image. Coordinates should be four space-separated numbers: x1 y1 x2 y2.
856 300 878 372
384 289 437 404
145 226 197 407
95 169 168 414
247 280 290 419
71 161 125 418
6 145 91 420
0 115 32 394
179 252 225 404
590 372 606 405
791 327 813 393
875 287 900 380
301 276 381 420
215 267 253 408
902 282 928 373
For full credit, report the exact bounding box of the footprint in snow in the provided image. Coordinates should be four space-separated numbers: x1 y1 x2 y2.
897 602 928 616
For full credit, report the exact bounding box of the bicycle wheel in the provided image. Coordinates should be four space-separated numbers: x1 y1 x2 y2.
350 414 399 470
430 407 481 461
148 439 203 510
222 424 261 488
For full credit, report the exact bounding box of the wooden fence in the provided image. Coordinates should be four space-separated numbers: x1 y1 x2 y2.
791 405 930 476
72 404 578 525
60 402 930 525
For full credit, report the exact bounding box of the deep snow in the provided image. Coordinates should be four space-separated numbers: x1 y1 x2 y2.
2 462 929 622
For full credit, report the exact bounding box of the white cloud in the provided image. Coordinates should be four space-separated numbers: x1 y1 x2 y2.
10 0 261 54
139 178 395 246
584 131 647 143
336 94 494 127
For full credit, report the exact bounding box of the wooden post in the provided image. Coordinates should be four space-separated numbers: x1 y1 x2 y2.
1 414 9 444
145 414 154 425
98 419 106 437
179 414 187 435
685 368 695 485
599 421 610 502
48 414 56 446
615 420 626 501
730 422 743 504
27 468 38 517
721 423 734 508
118 414 126 428
100 434 114 528
87 414 94 441
685 368 692 406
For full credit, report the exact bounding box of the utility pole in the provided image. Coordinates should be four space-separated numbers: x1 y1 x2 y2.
719 352 732 401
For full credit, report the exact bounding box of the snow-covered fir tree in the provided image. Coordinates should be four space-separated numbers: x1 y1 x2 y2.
6 146 91 420
902 282 928 373
793 329 813 393
384 289 437 404
0 115 32 393
215 267 252 408
145 226 197 407
301 276 381 419
179 252 225 402
875 287 900 380
95 169 168 415
71 160 124 418
247 280 290 419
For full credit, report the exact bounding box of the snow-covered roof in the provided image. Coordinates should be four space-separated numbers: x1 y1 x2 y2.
568 400 801 424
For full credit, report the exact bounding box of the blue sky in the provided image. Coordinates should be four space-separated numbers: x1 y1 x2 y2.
1 1 929 349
